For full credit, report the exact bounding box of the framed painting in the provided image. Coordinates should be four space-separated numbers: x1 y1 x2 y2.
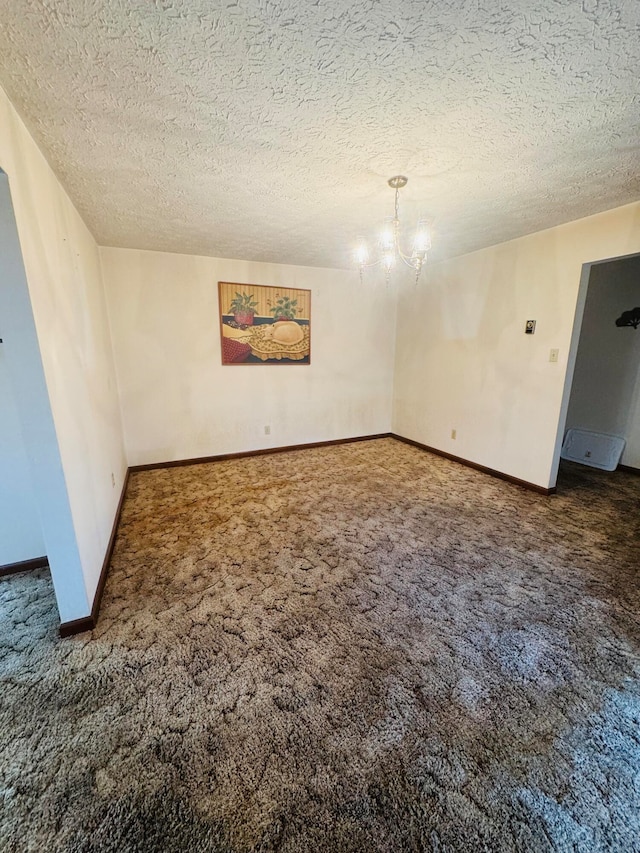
218 282 311 365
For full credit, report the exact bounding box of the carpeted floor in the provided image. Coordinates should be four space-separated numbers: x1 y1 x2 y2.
1 438 639 852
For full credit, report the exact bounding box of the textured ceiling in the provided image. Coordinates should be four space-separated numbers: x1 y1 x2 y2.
0 0 638 268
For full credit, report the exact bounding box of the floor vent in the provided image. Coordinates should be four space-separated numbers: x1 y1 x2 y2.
561 429 625 471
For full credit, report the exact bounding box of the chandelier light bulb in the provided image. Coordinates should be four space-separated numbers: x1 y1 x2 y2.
413 221 431 255
355 240 369 266
380 224 394 250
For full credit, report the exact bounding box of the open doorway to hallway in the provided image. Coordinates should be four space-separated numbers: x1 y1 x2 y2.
552 252 640 488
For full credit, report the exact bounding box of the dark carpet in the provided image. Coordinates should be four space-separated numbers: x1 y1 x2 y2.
1 438 639 852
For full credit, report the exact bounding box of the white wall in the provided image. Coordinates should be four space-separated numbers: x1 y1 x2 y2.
393 202 640 489
565 256 640 467
101 248 396 466
0 86 126 622
0 346 45 565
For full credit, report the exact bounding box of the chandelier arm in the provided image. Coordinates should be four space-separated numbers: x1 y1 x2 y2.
358 257 386 270
396 246 420 267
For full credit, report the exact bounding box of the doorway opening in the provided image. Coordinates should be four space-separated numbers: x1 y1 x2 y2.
551 252 640 488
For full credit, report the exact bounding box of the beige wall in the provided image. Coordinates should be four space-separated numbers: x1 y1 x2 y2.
101 247 396 466
0 85 126 620
393 202 640 488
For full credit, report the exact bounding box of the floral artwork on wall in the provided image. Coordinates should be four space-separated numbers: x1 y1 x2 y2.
218 282 311 365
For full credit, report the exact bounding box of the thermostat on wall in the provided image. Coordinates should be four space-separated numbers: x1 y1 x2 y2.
525 320 536 334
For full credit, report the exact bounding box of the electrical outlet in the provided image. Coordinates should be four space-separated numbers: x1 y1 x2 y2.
451 429 457 440
549 348 559 363
111 472 115 487
264 425 271 435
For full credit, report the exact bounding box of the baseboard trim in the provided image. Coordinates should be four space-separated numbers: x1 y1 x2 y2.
129 433 394 472
618 463 640 475
391 433 556 496
58 614 95 637
0 555 49 578
59 469 130 638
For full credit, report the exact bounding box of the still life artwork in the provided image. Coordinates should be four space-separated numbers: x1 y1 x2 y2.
218 281 311 365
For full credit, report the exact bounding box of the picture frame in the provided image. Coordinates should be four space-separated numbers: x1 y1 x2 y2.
218 281 311 365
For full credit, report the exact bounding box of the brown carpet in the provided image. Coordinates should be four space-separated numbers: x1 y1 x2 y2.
1 437 639 852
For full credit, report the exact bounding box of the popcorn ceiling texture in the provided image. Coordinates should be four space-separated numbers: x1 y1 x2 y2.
0 0 638 267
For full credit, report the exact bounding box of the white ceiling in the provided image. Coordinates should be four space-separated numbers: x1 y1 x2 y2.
0 0 638 268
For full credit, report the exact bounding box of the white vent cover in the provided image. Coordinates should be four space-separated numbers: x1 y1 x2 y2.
561 429 626 471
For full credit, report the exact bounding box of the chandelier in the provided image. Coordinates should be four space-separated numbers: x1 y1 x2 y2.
355 176 431 285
